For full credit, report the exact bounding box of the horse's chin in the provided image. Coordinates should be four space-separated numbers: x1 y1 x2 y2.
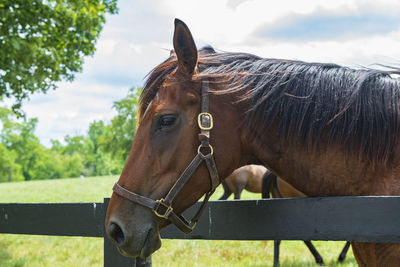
139 227 162 258
117 226 162 258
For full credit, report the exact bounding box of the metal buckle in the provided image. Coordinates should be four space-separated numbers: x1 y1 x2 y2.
198 113 213 130
198 144 214 156
188 220 197 231
152 198 173 219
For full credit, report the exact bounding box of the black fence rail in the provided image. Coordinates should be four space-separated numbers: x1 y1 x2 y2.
1 197 400 266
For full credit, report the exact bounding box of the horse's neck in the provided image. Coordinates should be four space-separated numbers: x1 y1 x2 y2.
246 130 400 196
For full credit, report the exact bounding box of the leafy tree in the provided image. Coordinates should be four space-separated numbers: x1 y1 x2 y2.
0 107 38 180
0 0 118 112
54 135 91 176
27 144 59 180
86 120 123 176
6 118 43 180
49 139 63 153
0 107 63 180
0 143 23 182
106 87 140 160
0 87 140 182
0 107 18 141
61 153 84 178
62 135 90 156
88 120 107 155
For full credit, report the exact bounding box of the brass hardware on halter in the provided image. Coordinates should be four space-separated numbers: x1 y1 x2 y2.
188 220 197 230
198 112 213 130
152 199 173 219
198 144 214 156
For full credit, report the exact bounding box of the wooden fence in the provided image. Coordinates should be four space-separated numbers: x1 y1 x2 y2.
1 197 400 266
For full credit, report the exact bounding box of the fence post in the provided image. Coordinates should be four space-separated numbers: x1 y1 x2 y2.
103 198 135 267
104 234 136 267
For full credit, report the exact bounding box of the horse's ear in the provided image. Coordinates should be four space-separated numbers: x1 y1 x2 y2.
173 18 198 76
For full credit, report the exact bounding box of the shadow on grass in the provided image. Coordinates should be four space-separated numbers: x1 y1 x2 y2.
0 239 26 267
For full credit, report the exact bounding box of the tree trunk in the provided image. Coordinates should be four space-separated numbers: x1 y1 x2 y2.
7 167 12 182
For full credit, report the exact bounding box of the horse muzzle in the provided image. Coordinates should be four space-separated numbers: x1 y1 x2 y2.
106 206 162 258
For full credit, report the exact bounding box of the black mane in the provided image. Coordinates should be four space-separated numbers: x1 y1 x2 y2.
141 47 400 164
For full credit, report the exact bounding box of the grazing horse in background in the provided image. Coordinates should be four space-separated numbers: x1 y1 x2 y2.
105 19 400 266
218 164 308 200
219 164 325 266
219 164 266 200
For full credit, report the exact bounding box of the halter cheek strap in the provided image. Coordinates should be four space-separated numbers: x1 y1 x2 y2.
112 80 220 234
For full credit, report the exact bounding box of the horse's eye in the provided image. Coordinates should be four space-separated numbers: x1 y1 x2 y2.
158 115 177 130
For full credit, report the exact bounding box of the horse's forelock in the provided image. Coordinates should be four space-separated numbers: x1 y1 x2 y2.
138 46 220 122
139 57 178 121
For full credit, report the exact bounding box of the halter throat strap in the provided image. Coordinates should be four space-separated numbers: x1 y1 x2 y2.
112 80 220 234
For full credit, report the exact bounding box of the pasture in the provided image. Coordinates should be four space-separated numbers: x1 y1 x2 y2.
0 176 357 266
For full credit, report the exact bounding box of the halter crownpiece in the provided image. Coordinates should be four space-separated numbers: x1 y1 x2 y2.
112 79 220 234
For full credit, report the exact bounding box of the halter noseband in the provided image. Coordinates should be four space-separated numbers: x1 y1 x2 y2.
112 80 220 234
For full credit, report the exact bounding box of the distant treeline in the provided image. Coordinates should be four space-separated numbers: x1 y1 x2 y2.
0 87 139 182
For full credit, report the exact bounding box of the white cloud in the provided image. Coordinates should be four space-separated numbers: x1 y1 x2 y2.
23 80 128 146
157 0 400 67
157 0 400 46
222 30 400 68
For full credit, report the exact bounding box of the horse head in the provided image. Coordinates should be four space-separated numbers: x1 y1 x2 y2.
105 19 246 258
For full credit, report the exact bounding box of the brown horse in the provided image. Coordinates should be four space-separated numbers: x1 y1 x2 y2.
219 164 266 200
105 19 400 266
219 165 325 266
220 164 308 199
219 165 308 200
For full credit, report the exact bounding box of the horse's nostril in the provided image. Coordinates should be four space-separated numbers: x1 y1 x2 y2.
108 222 125 245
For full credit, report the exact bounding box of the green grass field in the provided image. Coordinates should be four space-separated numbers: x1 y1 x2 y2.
0 176 357 266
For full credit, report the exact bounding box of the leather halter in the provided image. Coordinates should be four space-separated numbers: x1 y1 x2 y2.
112 80 220 234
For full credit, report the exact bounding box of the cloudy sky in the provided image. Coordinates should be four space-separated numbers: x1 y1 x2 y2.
18 0 400 146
